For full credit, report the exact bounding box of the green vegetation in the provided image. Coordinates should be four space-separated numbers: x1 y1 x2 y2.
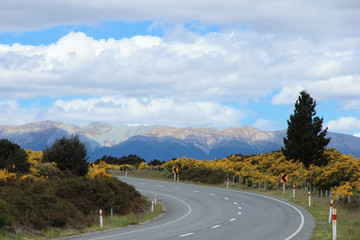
0 139 163 240
282 90 331 168
43 135 89 176
95 154 146 168
0 139 30 174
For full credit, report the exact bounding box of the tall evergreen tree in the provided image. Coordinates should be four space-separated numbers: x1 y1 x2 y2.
282 91 331 168
43 135 89 176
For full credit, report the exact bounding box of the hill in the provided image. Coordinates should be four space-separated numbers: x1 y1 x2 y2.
1 121 359 161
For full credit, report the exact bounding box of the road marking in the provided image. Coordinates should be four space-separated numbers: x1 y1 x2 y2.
229 218 237 222
193 190 200 192
90 190 192 240
237 211 242 215
179 232 195 237
238 206 242 210
233 202 238 205
211 225 221 229
209 193 216 196
174 187 181 190
139 182 145 185
224 197 229 200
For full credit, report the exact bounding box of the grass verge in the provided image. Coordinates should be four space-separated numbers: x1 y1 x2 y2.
0 195 163 240
116 170 360 240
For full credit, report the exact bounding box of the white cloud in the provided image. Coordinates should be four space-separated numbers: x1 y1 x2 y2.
1 30 359 106
1 0 359 40
0 97 246 127
326 116 360 134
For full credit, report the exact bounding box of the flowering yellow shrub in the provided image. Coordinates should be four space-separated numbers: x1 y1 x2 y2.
138 162 150 170
90 168 112 179
25 149 43 166
0 169 16 181
159 149 360 196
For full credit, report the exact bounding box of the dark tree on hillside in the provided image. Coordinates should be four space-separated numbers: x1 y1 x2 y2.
0 139 30 173
43 135 89 176
282 91 331 168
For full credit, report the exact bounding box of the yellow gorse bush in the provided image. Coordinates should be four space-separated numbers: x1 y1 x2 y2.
0 169 16 181
160 149 360 197
90 168 112 179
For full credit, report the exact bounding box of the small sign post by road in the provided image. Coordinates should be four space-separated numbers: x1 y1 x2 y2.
173 166 179 181
280 174 288 195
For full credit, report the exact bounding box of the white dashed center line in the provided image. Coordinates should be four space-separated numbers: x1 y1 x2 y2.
179 233 195 237
211 225 221 229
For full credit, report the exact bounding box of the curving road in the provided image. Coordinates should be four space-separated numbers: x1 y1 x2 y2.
63 177 314 240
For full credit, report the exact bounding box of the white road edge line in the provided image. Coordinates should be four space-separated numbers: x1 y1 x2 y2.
229 218 236 222
90 190 192 240
179 232 195 237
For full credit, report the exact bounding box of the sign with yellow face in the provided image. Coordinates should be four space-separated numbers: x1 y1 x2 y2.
172 166 179 173
280 173 289 183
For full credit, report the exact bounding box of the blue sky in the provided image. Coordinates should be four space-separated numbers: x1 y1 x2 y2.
1 0 360 136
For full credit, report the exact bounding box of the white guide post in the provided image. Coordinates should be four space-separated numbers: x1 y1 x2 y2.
151 201 154 213
99 209 103 228
226 178 229 189
332 208 337 240
308 192 311 207
328 200 333 223
293 185 295 198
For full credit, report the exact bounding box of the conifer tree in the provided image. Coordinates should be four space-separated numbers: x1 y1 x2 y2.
282 91 331 168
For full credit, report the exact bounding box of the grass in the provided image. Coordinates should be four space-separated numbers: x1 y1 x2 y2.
0 199 163 240
116 169 360 240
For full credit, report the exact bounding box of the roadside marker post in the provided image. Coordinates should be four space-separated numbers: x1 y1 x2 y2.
308 192 311 207
177 174 180 182
125 170 128 177
154 194 157 205
226 178 229 189
328 200 333 223
99 209 103 229
151 201 154 213
293 185 295 198
332 208 337 240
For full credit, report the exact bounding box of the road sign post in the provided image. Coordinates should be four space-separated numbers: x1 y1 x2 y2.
172 166 179 181
280 174 288 195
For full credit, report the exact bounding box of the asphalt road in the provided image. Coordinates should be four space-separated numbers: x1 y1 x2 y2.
62 177 314 240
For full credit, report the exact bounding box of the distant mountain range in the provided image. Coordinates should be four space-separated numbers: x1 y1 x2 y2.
1 120 359 162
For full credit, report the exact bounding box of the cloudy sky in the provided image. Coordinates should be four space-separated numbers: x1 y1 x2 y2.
0 0 360 135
